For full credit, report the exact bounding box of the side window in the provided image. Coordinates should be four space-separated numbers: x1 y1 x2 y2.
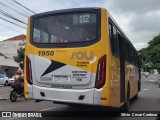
135 53 137 66
133 51 136 65
126 43 131 63
109 22 114 54
0 75 3 78
113 26 119 57
131 49 134 64
128 44 131 63
136 54 139 66
130 47 132 64
124 41 128 62
108 21 119 57
134 51 138 66
127 43 130 62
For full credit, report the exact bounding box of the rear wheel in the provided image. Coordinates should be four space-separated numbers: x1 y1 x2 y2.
10 91 17 102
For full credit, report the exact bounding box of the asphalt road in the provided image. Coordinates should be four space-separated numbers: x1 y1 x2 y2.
0 74 160 120
0 85 10 100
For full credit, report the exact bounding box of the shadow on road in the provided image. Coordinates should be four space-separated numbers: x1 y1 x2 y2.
47 98 139 119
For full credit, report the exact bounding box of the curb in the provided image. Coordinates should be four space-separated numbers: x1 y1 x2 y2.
0 94 9 100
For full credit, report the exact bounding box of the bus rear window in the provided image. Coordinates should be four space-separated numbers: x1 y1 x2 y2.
33 13 97 43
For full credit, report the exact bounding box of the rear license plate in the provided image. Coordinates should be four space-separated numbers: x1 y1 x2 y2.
52 75 70 82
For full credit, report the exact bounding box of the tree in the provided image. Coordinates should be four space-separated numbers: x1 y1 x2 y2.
14 42 25 70
138 34 160 72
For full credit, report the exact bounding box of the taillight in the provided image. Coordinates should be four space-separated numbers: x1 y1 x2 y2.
26 56 33 85
95 55 106 89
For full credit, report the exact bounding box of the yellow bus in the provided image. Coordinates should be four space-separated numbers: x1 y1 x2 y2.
24 8 141 111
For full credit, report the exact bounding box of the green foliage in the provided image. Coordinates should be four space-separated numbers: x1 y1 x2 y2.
138 34 160 72
14 42 25 70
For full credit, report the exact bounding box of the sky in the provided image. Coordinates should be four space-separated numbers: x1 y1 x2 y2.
0 0 160 50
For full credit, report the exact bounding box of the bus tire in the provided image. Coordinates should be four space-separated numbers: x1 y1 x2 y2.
122 84 130 112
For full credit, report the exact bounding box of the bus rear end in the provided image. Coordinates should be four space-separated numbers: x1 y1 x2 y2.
24 8 111 106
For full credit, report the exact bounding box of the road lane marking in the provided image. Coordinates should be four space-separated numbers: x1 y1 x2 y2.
148 80 156 82
143 88 148 90
0 94 10 100
40 107 56 111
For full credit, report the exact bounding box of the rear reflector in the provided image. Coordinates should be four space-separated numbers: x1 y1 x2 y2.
26 56 33 85
95 55 106 89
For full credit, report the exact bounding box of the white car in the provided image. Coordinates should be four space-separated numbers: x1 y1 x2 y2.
0 74 12 86
9 76 15 85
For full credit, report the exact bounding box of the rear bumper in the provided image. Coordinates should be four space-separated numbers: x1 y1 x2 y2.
32 85 102 105
9 81 14 85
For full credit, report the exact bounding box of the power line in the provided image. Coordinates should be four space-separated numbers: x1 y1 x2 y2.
0 0 29 25
79 0 88 7
57 0 69 8
0 16 27 29
71 0 81 7
11 0 36 14
0 9 27 25
0 23 22 33
0 0 35 36
0 1 29 18
4 0 32 16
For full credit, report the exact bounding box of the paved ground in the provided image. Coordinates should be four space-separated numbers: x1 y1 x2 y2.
0 85 10 100
0 74 160 120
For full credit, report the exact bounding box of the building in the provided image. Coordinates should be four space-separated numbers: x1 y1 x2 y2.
0 53 19 77
0 34 26 59
0 35 26 77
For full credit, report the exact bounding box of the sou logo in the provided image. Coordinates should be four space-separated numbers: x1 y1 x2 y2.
71 51 93 60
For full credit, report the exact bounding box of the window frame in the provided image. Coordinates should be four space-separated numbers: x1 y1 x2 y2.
108 18 139 66
30 8 101 48
108 20 119 58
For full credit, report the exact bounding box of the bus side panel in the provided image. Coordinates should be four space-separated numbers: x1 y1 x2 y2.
24 17 31 99
101 9 116 107
126 64 139 99
111 57 121 107
24 17 35 99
